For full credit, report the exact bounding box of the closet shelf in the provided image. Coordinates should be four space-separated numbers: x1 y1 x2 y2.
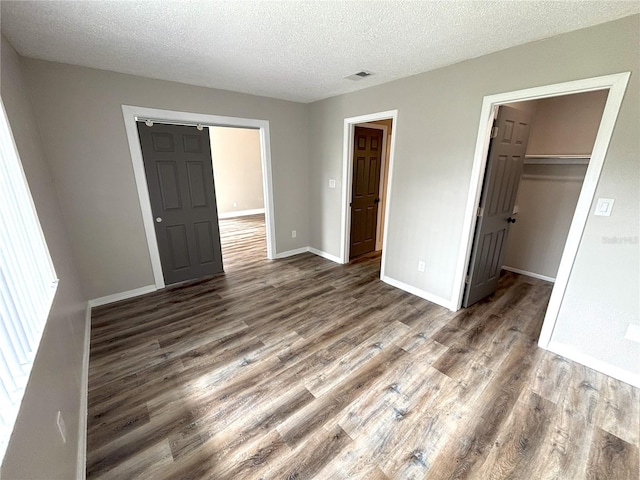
524 155 590 165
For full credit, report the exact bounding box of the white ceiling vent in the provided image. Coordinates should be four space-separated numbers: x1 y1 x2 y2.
345 71 375 81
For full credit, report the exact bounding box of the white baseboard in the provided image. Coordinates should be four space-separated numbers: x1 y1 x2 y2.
274 246 342 264
89 284 157 307
308 247 341 264
274 247 310 259
381 275 455 311
77 304 91 479
502 266 555 283
218 208 265 219
546 341 640 388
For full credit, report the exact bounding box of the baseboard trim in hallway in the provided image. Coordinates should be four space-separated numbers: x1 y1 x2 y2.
308 247 341 264
274 247 310 259
89 285 158 308
502 265 556 283
548 340 640 388
381 274 455 311
275 246 341 264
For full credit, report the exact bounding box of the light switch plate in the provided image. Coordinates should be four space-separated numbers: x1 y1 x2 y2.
329 179 336 189
625 324 640 344
594 198 614 216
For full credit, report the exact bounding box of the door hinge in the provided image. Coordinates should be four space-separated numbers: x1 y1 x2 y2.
465 275 471 284
476 207 484 217
490 126 499 138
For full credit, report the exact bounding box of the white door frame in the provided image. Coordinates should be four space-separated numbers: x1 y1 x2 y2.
451 72 630 349
122 105 276 290
340 110 398 277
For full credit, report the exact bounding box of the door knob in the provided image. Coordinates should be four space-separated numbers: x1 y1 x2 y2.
507 217 516 224
156 217 163 223
374 198 380 204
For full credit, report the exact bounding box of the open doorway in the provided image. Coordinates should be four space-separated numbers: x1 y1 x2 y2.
453 72 630 351
341 110 397 277
122 105 276 291
501 91 609 284
209 126 267 271
462 90 609 307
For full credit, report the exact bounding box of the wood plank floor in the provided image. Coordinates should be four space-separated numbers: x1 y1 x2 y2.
87 214 639 479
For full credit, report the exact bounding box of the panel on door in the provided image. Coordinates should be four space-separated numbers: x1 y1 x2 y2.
463 106 532 307
350 126 383 259
137 122 223 285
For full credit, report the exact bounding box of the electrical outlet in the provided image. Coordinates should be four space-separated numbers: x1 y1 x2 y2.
292 230 297 238
233 202 238 208
417 260 426 272
56 410 67 444
329 179 336 189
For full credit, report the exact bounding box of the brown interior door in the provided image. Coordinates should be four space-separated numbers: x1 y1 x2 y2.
350 126 383 259
463 106 532 307
137 122 223 285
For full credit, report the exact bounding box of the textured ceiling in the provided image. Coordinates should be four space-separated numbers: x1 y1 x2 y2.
1 1 638 103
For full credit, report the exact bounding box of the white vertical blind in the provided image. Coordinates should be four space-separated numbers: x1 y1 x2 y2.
0 98 58 460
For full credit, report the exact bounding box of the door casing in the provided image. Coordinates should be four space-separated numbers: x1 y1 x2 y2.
122 105 276 290
341 110 398 278
452 72 631 350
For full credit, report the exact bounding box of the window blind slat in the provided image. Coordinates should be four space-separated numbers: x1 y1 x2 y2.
0 328 22 396
0 216 38 346
0 273 30 366
0 98 58 462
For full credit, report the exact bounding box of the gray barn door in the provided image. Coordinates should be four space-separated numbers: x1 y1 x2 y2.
137 122 223 285
463 106 532 307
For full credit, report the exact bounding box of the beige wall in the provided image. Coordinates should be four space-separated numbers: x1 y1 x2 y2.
308 16 639 379
1 36 88 479
527 90 609 155
20 59 309 300
504 91 607 279
210 126 264 215
504 164 588 279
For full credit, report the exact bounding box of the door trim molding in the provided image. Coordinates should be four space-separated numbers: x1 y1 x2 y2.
76 303 91 480
451 72 631 350
122 105 276 289
341 110 398 278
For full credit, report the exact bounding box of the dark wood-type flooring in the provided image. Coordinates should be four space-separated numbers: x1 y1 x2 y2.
87 214 639 479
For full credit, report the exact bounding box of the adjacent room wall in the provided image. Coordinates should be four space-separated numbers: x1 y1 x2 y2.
308 16 639 381
20 59 309 300
209 126 264 216
503 90 608 279
1 36 88 479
